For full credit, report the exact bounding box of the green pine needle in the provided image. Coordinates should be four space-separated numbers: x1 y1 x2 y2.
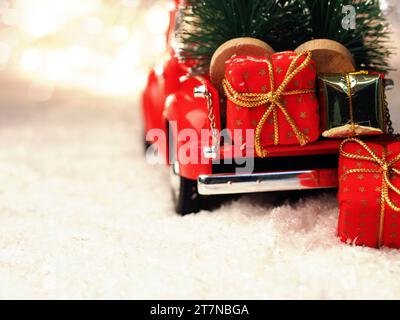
303 0 392 72
177 0 392 74
177 0 310 73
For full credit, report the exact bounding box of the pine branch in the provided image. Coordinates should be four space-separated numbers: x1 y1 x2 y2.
303 0 392 72
177 0 393 74
177 0 310 74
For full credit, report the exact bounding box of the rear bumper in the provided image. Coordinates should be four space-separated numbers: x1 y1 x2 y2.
198 168 338 195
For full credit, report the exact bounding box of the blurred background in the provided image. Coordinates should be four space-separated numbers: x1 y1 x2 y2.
0 0 170 99
0 0 398 122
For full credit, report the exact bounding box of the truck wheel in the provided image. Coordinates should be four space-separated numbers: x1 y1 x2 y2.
143 130 151 154
168 125 227 215
170 162 201 215
170 162 232 215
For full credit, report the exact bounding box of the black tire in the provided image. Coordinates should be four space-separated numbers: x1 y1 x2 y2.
170 163 234 215
143 131 151 154
172 175 201 215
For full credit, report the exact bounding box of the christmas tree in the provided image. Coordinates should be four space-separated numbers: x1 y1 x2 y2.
177 0 391 74
177 0 310 74
303 0 391 71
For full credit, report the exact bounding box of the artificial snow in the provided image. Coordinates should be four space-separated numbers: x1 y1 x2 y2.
1 79 400 300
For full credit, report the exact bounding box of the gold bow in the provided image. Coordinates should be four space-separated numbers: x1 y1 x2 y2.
340 138 400 247
223 51 315 157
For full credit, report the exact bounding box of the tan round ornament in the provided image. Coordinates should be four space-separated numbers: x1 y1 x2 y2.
295 39 356 74
210 37 275 93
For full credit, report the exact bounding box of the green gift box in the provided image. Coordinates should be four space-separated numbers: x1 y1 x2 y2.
318 72 385 138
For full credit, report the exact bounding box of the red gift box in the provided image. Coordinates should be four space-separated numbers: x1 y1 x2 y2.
338 138 400 249
223 51 319 157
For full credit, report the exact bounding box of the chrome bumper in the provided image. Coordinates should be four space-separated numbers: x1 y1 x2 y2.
198 169 338 195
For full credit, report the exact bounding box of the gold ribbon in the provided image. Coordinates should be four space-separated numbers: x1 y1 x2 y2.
340 138 400 247
223 51 314 158
323 71 384 138
345 71 370 134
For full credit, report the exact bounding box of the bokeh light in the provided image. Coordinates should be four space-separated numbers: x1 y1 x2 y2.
146 5 170 34
0 0 172 97
20 48 43 71
0 41 11 67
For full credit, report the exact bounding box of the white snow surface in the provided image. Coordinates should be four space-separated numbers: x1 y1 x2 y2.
1 77 400 300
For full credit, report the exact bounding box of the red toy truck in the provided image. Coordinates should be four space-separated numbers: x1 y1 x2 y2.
141 2 391 215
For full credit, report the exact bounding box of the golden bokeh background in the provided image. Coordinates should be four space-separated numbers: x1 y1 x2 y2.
0 0 169 99
0 0 399 121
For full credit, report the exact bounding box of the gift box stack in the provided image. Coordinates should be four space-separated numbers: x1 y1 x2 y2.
218 40 398 249
222 51 387 157
176 0 397 248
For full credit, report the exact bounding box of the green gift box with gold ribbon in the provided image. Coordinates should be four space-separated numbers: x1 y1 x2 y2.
318 72 386 139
